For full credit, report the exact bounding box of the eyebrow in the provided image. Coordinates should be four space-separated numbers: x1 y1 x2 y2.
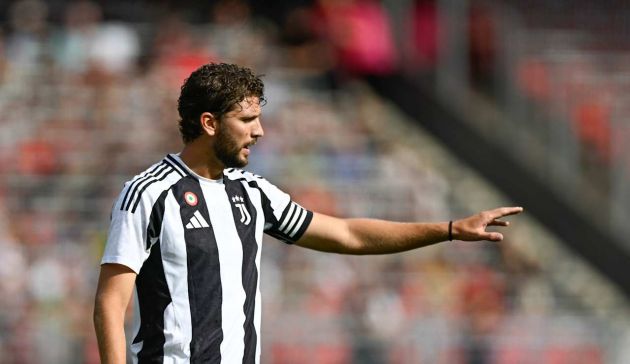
241 114 260 121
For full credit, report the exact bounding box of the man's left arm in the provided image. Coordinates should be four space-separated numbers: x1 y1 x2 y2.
295 207 523 254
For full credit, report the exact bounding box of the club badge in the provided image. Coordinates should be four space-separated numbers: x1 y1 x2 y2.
184 191 198 206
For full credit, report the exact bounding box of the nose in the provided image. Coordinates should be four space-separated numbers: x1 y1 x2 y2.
252 118 264 138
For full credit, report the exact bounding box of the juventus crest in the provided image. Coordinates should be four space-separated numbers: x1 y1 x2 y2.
231 195 251 225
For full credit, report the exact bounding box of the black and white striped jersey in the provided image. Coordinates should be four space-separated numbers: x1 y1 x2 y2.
101 154 313 364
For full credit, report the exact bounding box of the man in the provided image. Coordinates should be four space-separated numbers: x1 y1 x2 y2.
94 63 522 363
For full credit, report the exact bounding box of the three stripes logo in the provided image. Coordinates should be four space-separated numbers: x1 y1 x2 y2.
121 156 187 213
186 210 210 229
277 202 307 239
231 196 251 225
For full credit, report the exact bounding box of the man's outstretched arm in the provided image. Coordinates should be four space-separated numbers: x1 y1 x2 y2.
295 207 523 254
94 263 136 364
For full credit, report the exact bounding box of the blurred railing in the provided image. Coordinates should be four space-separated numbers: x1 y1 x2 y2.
428 0 630 252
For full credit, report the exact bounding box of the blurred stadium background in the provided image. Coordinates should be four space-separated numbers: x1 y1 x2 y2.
0 0 629 363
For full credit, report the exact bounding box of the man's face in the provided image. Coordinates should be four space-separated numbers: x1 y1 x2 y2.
213 96 263 168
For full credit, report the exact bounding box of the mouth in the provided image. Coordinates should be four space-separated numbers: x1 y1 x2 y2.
244 140 257 150
242 140 257 157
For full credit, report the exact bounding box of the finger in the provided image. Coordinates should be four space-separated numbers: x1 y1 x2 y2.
485 232 504 242
489 206 523 220
488 219 509 227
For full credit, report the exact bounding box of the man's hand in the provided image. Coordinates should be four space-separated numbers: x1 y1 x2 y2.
452 206 524 242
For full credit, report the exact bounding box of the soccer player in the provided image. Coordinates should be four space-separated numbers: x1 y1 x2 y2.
93 63 523 363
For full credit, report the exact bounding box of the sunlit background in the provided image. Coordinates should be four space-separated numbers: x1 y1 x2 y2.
0 0 629 363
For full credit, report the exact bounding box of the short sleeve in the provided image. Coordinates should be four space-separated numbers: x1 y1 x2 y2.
253 175 313 244
100 184 151 274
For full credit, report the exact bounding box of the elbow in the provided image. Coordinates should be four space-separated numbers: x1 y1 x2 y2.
93 291 114 333
341 236 373 255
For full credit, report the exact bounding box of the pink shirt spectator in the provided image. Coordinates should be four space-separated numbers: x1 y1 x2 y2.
315 0 397 75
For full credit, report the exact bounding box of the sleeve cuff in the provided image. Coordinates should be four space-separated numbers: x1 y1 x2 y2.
100 255 142 274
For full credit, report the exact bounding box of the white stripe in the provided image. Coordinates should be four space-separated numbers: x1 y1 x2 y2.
162 302 183 359
278 203 296 231
236 182 264 364
203 188 246 362
186 222 193 229
190 215 202 229
289 209 308 238
161 192 192 361
283 207 303 235
193 210 209 227
253 257 262 364
243 185 264 364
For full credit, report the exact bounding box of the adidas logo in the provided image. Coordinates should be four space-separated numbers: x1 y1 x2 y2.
186 210 210 229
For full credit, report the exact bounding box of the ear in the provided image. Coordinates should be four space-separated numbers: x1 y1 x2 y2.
200 112 218 136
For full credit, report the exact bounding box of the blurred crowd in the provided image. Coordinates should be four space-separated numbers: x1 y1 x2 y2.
0 0 623 363
431 0 630 239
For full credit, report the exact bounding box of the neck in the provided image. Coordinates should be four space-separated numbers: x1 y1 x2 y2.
179 140 225 180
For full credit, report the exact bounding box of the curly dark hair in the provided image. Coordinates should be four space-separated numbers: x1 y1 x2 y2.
177 63 265 143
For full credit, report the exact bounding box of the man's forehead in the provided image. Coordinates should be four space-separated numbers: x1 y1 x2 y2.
228 96 261 115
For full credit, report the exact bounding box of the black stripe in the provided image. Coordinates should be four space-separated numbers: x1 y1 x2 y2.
278 202 296 229
125 163 170 211
285 208 304 235
247 181 277 224
131 166 178 213
135 191 170 362
126 163 171 210
166 154 189 176
121 162 164 210
145 190 169 250
287 210 313 242
265 230 288 242
228 176 313 243
225 173 280 225
164 158 185 177
282 204 304 234
172 177 222 363
224 177 259 364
